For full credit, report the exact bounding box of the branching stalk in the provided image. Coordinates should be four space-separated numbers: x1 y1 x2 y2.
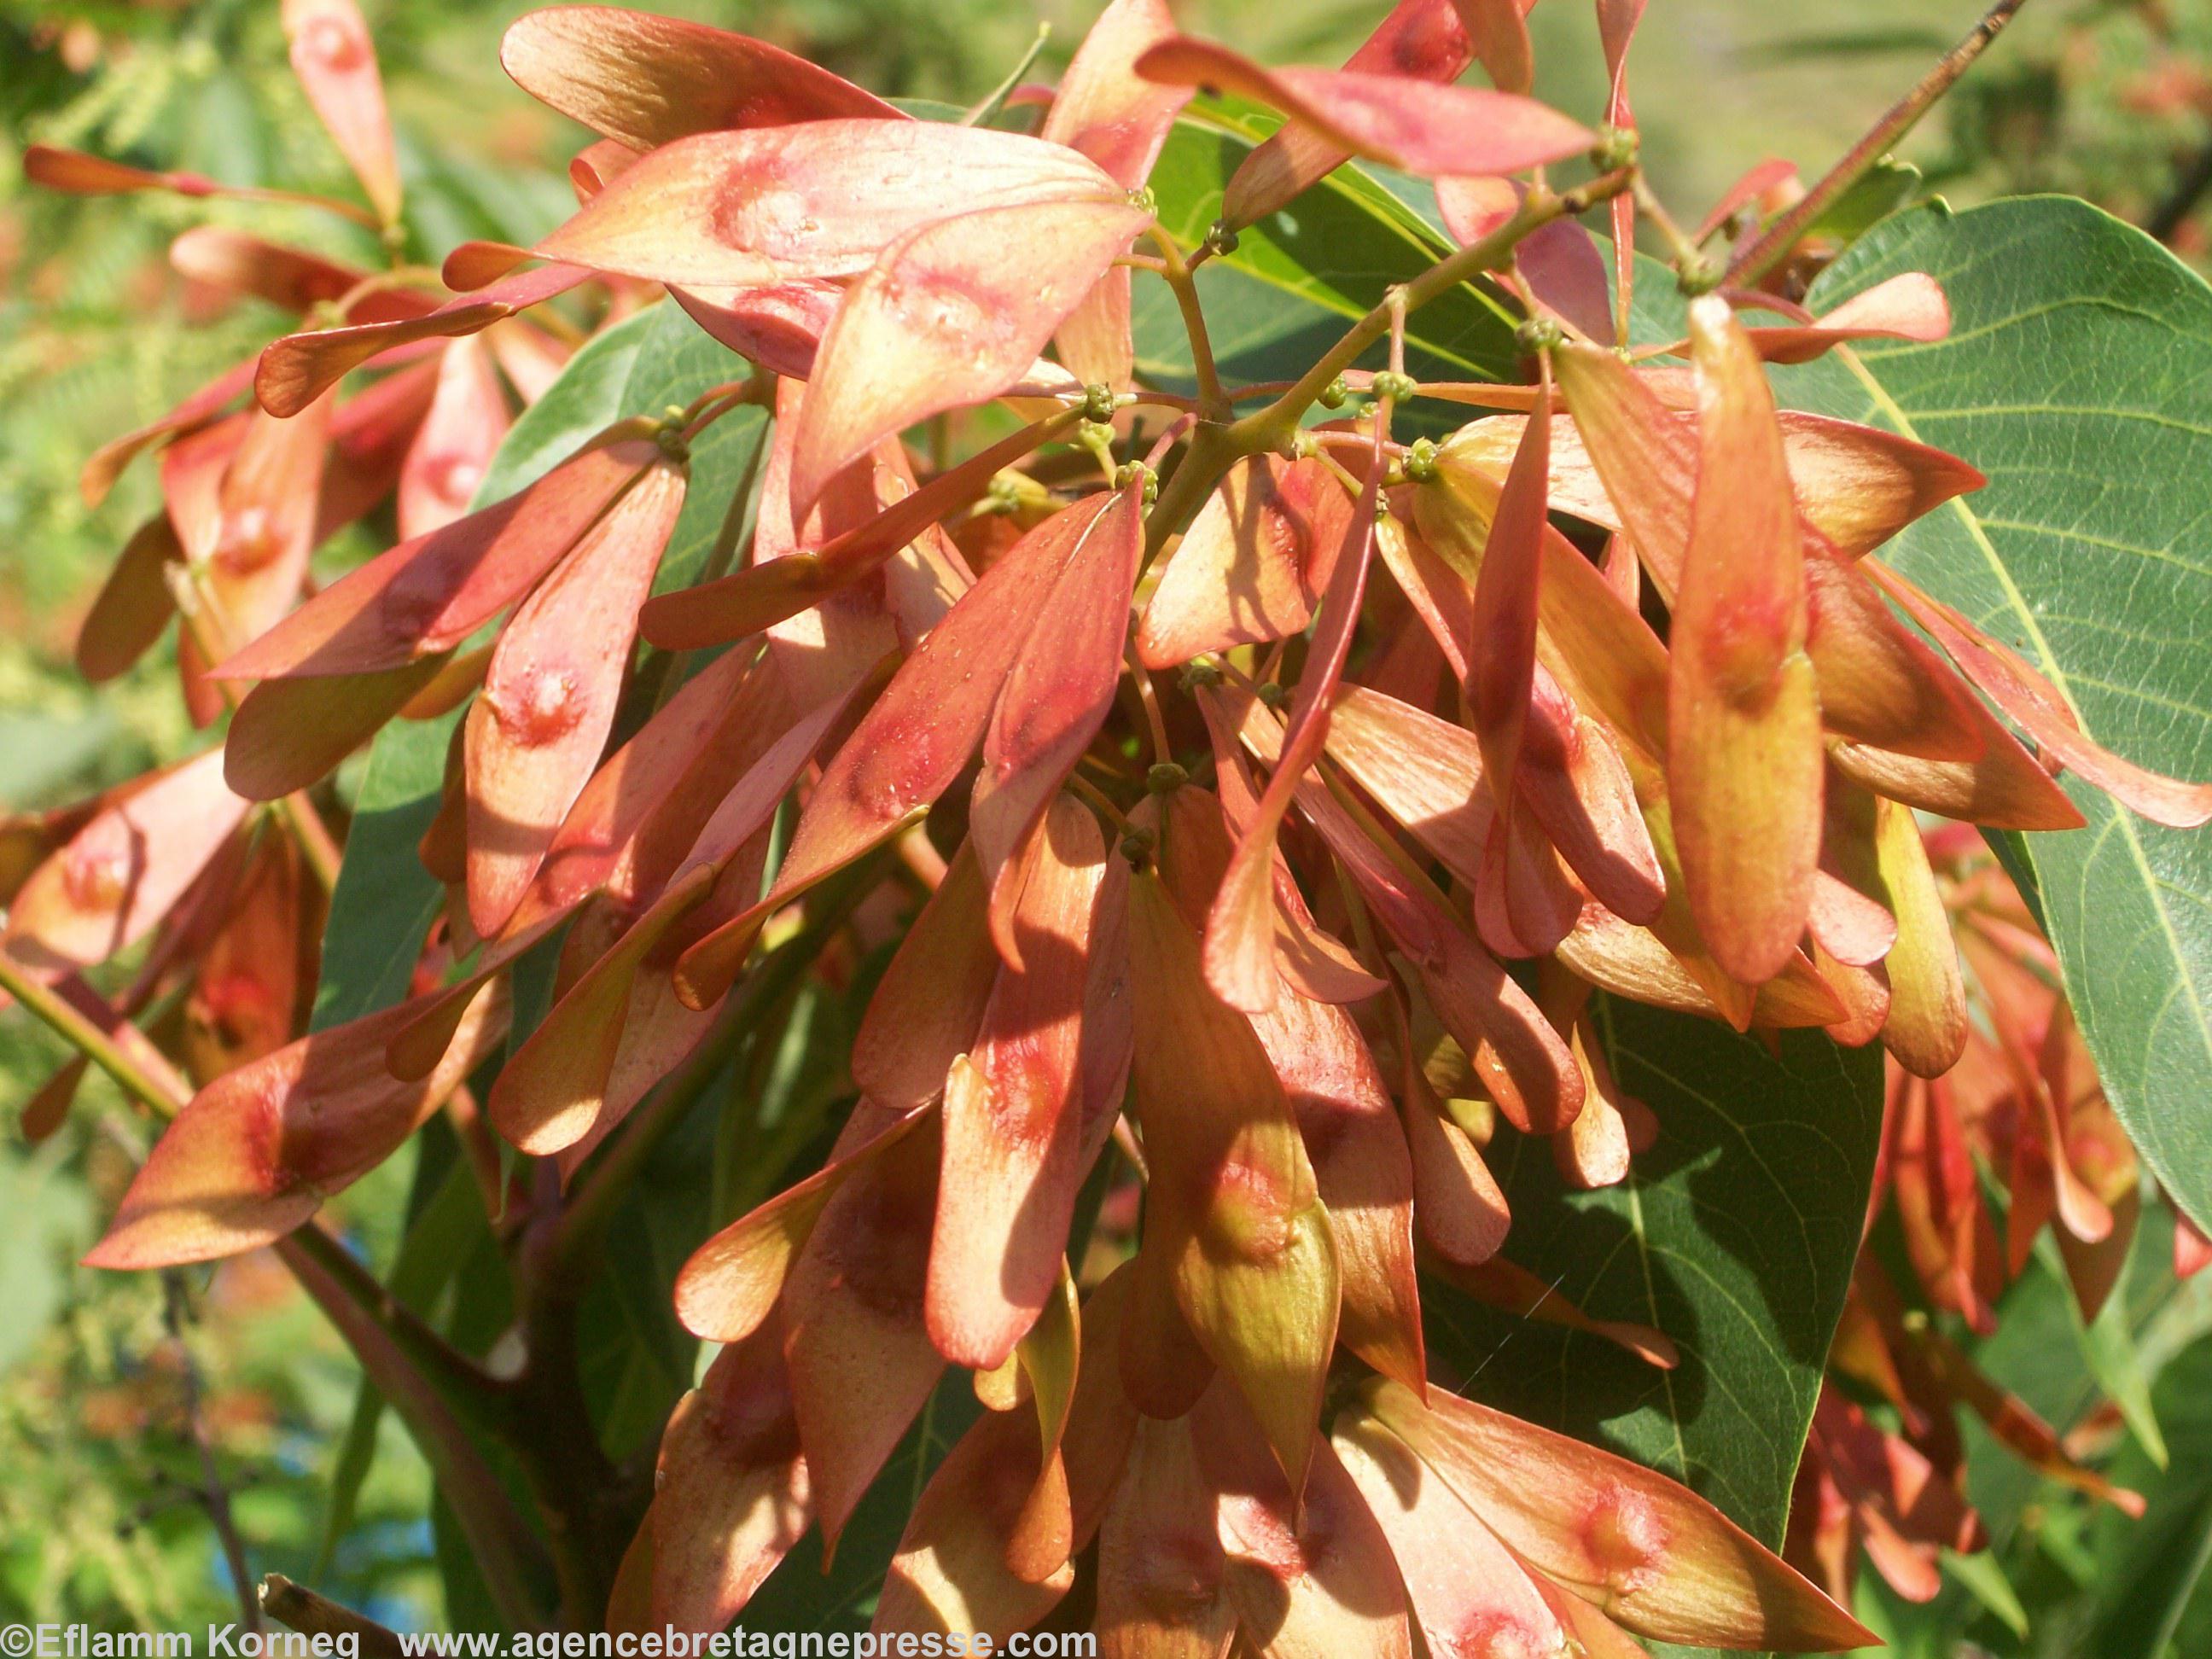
1148 226 1231 422
1233 166 1639 452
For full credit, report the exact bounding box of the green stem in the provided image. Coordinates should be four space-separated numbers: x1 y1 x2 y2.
1148 227 1230 422
0 951 183 1115
276 1230 553 1630
1231 166 1639 453
963 23 1051 127
1726 0 2029 287
286 1223 508 1423
1141 418 1237 562
1136 166 1636 564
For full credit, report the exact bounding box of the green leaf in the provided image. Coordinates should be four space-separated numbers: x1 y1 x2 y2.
1423 998 1883 1659
1771 196 2212 1240
1956 1208 2178 1550
1800 156 1926 247
1141 104 1518 397
472 310 657 504
2084 1331 2212 1659
2040 1231 2168 1469
311 704 456 1031
311 1150 486 1579
312 303 767 1031
1943 1543 2030 1639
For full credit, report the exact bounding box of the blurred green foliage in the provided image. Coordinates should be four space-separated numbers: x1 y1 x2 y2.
7 0 2212 1643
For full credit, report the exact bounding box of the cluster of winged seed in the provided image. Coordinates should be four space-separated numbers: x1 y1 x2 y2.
12 0 2212 1650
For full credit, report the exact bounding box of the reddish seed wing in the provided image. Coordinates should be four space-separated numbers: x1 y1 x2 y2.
1830 723 2084 831
1054 267 1137 394
1193 1387 1415 1659
281 0 403 224
168 228 398 320
399 338 509 539
788 201 1149 519
1801 544 1988 762
76 515 182 684
1667 293 1823 984
501 5 900 151
1466 353 1551 808
26 144 218 199
783 1111 949 1546
672 494 1109 1008
872 1395 1076 1638
1203 471 1378 1011
1126 871 1337 1495
1368 1378 1876 1650
1136 39 1592 180
218 430 657 682
1695 272 1953 365
1776 415 1986 560
486 865 720 1156
4 748 252 975
1316 682 1495 893
928 800 1109 1368
1217 0 1472 229
670 281 841 382
1544 379 1988 576
1042 0 1190 187
1876 800 1968 1078
224 658 451 800
1435 175 1613 344
971 481 1144 957
638 411 1078 654
192 398 338 668
1217 684 1584 1131
1096 1415 1236 1659
1033 0 1187 388
850 846 1000 1114
533 123 1121 288
1150 783 1423 1394
647 1313 813 1636
1870 562 2212 828
1135 455 1353 668
79 358 256 508
256 264 590 419
1254 990 1428 1397
1450 0 1534 94
83 985 507 1269
1400 1031 1512 1266
464 458 686 938
1334 1412 1569 1659
674 1105 936 1345
1429 1254 1679 1367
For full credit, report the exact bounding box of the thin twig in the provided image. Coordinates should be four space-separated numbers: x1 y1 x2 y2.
1726 0 2030 286
260 1576 405 1659
164 1276 259 1632
1126 646 1174 767
962 23 1051 127
274 1231 553 1629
